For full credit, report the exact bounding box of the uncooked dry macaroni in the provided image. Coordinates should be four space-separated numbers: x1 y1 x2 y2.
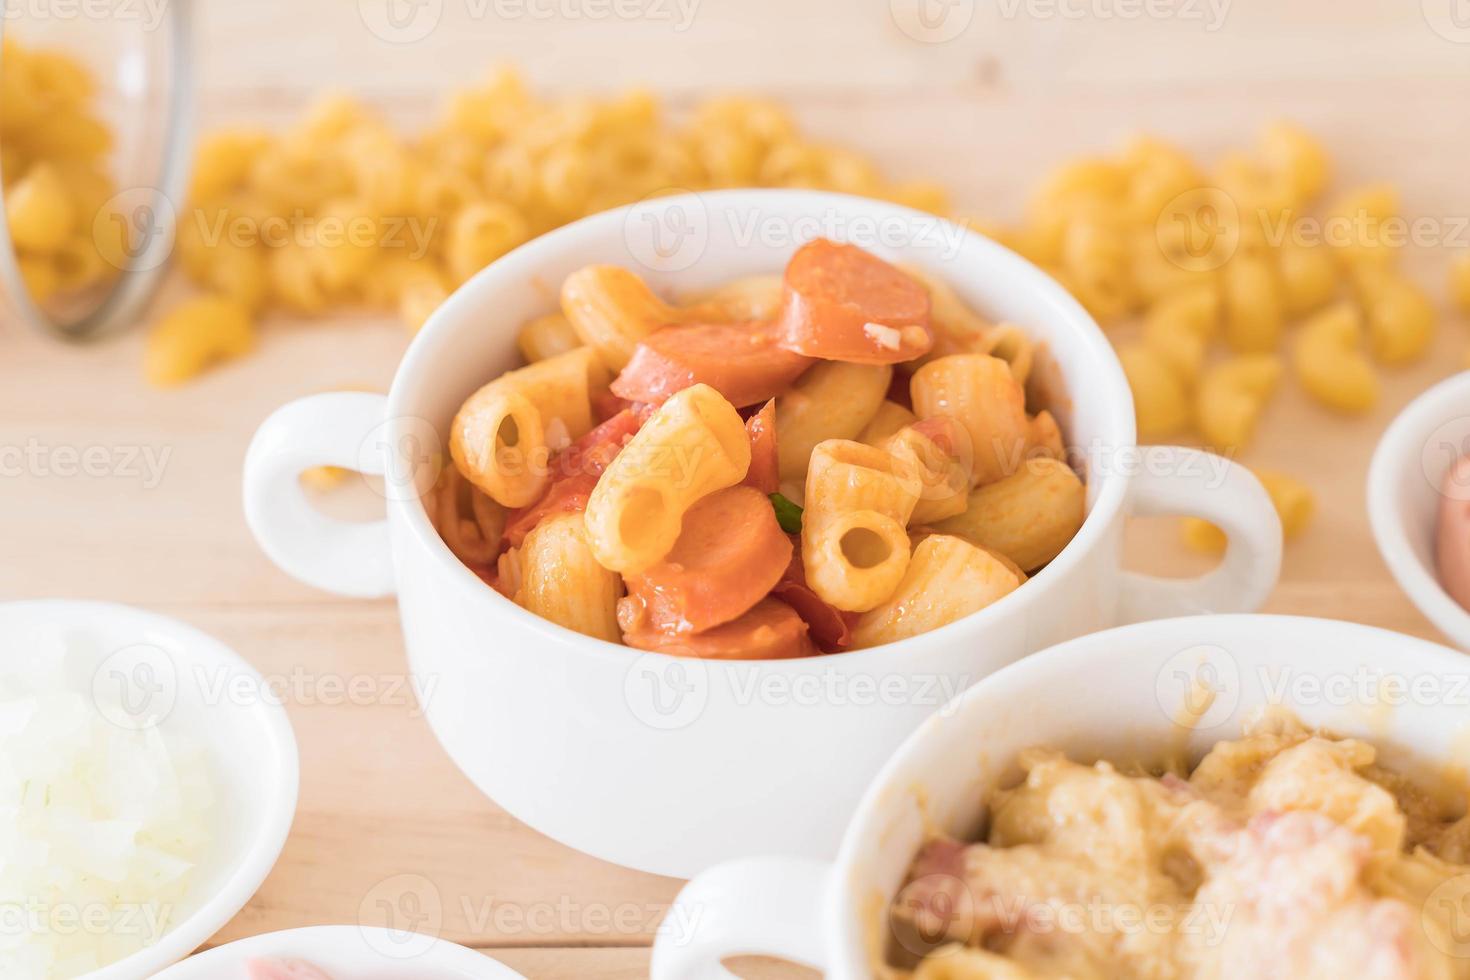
1 38 124 305
149 73 947 385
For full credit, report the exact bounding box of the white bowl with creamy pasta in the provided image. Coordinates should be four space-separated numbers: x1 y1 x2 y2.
243 190 1282 877
1369 371 1470 650
653 614 1470 978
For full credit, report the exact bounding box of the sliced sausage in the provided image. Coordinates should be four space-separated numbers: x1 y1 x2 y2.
776 238 934 364
1438 454 1470 613
501 408 642 547
743 399 780 495
610 320 813 408
621 485 792 634
622 597 815 660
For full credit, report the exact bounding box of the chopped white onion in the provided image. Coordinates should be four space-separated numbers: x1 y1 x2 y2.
0 628 214 979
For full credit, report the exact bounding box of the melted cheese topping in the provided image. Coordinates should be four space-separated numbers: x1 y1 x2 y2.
889 717 1470 980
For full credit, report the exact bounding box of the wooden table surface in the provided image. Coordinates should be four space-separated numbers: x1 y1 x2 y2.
5 2 1470 976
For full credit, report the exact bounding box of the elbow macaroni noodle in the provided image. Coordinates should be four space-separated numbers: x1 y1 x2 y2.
517 312 584 364
507 512 622 643
1293 303 1380 415
449 346 606 507
931 457 1087 573
1 39 124 309
851 534 1022 650
911 354 1030 487
1196 354 1282 452
560 264 682 371
583 383 750 575
802 440 920 613
145 72 950 386
774 361 892 483
879 420 971 525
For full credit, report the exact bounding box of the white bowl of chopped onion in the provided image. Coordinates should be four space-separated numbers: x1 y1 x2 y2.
151 925 527 979
0 600 299 980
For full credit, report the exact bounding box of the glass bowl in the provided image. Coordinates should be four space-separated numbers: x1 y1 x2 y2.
0 4 193 340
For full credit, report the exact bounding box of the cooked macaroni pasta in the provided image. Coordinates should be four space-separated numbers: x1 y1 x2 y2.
560 264 682 371
583 383 750 574
449 346 605 506
802 439 921 612
430 242 1083 658
911 355 1032 487
850 535 1021 649
931 457 1086 572
775 361 892 482
501 512 621 642
516 312 582 363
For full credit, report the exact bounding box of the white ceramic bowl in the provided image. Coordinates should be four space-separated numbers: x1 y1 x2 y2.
151 926 525 979
1369 371 1470 648
243 190 1281 878
654 614 1470 979
0 600 299 980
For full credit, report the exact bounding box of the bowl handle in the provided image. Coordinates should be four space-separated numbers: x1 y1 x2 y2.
243 392 397 598
650 856 830 980
1119 446 1282 621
